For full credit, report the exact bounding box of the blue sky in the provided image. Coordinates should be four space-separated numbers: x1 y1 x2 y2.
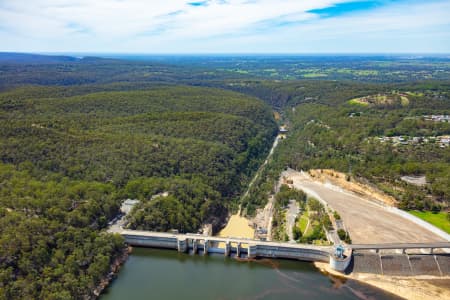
0 0 449 53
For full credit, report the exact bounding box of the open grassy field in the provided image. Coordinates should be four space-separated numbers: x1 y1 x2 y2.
408 211 450 234
400 95 410 106
348 92 411 107
298 213 309 233
348 98 370 106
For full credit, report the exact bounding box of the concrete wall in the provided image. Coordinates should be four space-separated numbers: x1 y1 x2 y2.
249 245 329 262
208 247 225 254
329 254 352 272
123 233 330 262
123 234 178 249
121 230 449 275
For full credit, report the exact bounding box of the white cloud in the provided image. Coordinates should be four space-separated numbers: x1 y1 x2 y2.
0 0 448 52
0 0 340 38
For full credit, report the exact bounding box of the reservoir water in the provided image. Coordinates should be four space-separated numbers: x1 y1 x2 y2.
101 248 401 300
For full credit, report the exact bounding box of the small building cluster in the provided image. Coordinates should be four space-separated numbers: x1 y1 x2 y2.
377 135 450 148
120 199 140 215
423 115 450 122
305 119 330 129
441 136 450 147
348 112 363 118
279 125 288 134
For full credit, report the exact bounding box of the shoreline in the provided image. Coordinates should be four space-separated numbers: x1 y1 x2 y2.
95 242 449 300
92 246 131 299
314 261 450 300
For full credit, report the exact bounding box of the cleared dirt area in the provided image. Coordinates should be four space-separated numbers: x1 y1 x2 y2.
307 169 397 206
218 214 254 239
283 169 445 244
252 194 275 240
401 175 427 186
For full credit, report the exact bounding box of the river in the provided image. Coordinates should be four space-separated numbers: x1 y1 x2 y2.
101 248 401 300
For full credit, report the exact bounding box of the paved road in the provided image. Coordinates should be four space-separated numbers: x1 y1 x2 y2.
350 242 450 250
284 170 446 244
286 199 299 241
327 230 341 245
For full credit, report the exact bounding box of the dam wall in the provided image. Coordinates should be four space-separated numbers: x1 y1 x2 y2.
119 229 450 275
120 230 332 263
248 244 330 262
123 233 178 249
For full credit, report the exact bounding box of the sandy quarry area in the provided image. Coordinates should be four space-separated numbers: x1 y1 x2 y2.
307 169 398 206
218 213 254 239
282 169 445 243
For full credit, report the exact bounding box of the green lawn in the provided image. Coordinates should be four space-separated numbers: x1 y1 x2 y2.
408 211 450 234
400 96 410 106
298 214 309 233
405 91 424 97
348 98 369 106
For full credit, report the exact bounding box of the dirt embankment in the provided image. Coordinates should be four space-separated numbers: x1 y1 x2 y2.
218 214 254 239
307 169 398 206
315 262 450 300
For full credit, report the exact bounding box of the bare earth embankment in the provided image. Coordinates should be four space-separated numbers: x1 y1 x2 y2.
218 214 254 239
315 261 450 300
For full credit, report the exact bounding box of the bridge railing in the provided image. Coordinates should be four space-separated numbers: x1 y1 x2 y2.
350 242 450 254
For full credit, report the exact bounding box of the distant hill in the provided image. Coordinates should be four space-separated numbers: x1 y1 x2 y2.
0 52 79 63
349 92 410 108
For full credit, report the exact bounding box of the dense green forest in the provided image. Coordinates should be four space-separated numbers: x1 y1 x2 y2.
1 54 449 92
123 177 227 233
0 53 449 297
275 97 450 210
239 82 450 217
0 79 276 298
0 163 125 299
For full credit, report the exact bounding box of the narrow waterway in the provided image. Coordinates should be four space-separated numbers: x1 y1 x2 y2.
101 248 402 300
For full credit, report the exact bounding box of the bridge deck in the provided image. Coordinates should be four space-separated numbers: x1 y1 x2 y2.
350 242 450 250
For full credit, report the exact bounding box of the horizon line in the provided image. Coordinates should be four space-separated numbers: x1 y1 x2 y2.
2 51 450 57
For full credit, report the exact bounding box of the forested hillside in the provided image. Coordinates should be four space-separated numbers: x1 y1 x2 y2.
1 54 449 297
269 83 450 212
0 83 277 298
226 81 449 218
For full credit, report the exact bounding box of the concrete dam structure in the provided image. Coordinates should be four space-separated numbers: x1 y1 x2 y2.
117 230 450 274
119 229 353 271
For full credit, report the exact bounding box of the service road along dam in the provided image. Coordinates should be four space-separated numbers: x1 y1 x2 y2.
283 169 449 244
